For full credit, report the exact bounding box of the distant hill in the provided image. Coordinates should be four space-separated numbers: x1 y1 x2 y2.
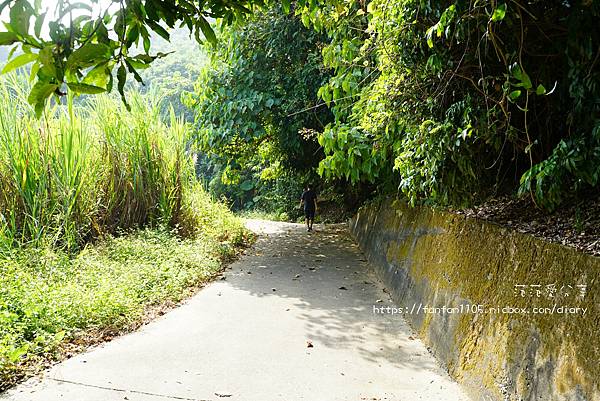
134 28 208 121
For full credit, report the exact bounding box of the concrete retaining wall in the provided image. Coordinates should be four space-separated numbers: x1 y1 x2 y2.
350 199 600 401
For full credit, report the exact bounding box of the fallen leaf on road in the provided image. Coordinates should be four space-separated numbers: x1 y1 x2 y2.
306 340 314 348
294 274 301 278
408 336 415 340
339 286 348 290
215 392 233 397
272 288 277 292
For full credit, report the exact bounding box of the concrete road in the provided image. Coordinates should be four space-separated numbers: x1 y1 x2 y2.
1 220 470 401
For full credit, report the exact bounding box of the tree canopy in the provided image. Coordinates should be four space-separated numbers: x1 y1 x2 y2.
1 0 599 212
188 4 331 173
0 0 263 115
185 4 331 213
295 0 600 209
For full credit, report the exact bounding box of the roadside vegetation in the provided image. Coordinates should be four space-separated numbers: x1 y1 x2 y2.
0 73 248 390
0 0 598 386
188 1 599 251
1 0 598 215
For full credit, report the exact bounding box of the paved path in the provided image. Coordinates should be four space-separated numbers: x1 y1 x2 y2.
2 220 469 401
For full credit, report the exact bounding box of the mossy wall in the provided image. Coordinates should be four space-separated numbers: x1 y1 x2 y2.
350 199 600 401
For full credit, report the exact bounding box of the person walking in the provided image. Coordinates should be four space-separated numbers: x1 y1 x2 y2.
299 184 317 232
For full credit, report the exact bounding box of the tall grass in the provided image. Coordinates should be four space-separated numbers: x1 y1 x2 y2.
0 74 248 389
0 74 195 251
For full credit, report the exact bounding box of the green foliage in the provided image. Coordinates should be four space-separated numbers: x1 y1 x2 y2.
0 0 263 115
0 72 248 389
0 221 245 390
203 143 311 219
189 4 332 172
298 0 600 209
188 5 331 216
0 73 195 251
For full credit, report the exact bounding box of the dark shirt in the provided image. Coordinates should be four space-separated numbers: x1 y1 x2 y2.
301 189 317 210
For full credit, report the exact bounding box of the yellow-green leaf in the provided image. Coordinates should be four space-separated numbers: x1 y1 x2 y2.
491 4 507 22
2 52 38 74
67 82 106 94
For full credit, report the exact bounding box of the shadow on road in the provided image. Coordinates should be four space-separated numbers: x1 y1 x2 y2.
229 219 437 372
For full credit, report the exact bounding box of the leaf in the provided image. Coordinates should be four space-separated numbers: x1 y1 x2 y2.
511 64 532 90
282 0 291 13
8 344 29 363
0 32 18 45
265 98 274 108
68 82 106 94
10 0 33 35
96 20 109 44
28 60 39 82
106 72 113 92
143 36 151 54
34 12 46 37
535 84 546 95
124 59 144 85
425 26 435 48
301 13 310 27
2 52 38 74
491 3 506 22
520 71 532 90
147 20 169 41
126 23 139 47
145 0 158 21
127 59 150 69
66 43 111 71
82 61 110 88
197 16 216 44
509 90 521 100
117 64 130 111
27 81 58 117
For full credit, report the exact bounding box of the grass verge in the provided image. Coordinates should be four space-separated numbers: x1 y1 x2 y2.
0 203 252 391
